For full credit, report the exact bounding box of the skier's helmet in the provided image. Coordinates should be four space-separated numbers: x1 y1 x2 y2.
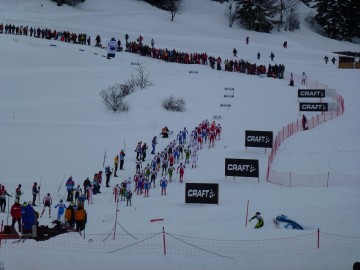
256 212 260 215
47 193 50 196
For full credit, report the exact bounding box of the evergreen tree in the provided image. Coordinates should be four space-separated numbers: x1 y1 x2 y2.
315 0 352 41
237 0 277 32
350 0 360 38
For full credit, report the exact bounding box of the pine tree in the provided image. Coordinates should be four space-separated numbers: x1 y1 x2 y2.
315 0 352 41
350 0 360 38
237 0 277 32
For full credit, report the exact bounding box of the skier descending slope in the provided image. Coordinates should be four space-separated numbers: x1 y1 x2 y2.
177 163 186 182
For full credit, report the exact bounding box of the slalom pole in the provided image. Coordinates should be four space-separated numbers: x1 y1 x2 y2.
245 200 249 227
113 195 120 240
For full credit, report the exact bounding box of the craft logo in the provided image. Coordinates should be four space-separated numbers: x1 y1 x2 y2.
298 89 325 98
225 158 259 178
245 130 273 148
185 183 219 204
299 102 328 111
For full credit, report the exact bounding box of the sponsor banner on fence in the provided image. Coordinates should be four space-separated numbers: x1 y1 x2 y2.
245 130 273 148
299 102 328 111
185 183 219 204
298 89 325 98
225 158 259 178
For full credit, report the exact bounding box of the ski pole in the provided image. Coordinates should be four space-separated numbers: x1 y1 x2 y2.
58 175 66 193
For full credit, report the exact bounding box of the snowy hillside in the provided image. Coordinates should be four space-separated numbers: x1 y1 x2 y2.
0 0 359 269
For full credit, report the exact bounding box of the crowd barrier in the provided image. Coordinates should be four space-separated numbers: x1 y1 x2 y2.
1 227 360 259
265 72 360 187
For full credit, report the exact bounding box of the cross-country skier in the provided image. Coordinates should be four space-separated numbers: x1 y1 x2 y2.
54 199 66 221
32 182 40 206
216 124 222 140
119 149 126 170
74 185 82 203
161 155 168 176
209 126 215 148
65 176 75 202
120 180 127 201
113 184 120 202
41 193 52 218
114 155 119 177
135 159 142 174
15 184 23 202
105 166 112 187
184 147 191 164
151 136 157 155
141 142 148 161
126 177 132 194
0 185 12 212
249 212 264 229
173 147 180 164
160 177 168 195
135 141 142 160
150 169 157 188
182 127 188 144
177 131 183 145
144 163 151 180
168 166 175 182
126 191 132 206
191 151 198 168
177 163 186 182
144 179 150 197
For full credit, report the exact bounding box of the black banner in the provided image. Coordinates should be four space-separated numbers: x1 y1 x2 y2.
245 130 273 148
225 158 259 178
185 183 219 204
299 102 328 111
298 89 325 98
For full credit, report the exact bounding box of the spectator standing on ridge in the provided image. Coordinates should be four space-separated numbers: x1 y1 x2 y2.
302 114 308 130
233 48 238 57
301 72 307 85
270 52 274 61
331 57 337 65
246 36 249 44
119 149 126 170
324 55 329 64
283 41 287 48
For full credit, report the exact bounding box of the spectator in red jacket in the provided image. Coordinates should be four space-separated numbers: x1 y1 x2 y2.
11 200 22 232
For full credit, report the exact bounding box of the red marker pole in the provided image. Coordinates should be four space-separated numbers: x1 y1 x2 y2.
245 200 249 227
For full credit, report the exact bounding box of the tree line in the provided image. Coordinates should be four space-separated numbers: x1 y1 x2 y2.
51 0 360 41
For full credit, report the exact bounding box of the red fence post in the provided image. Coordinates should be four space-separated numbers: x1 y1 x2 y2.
245 200 249 227
0 220 3 249
162 227 167 256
